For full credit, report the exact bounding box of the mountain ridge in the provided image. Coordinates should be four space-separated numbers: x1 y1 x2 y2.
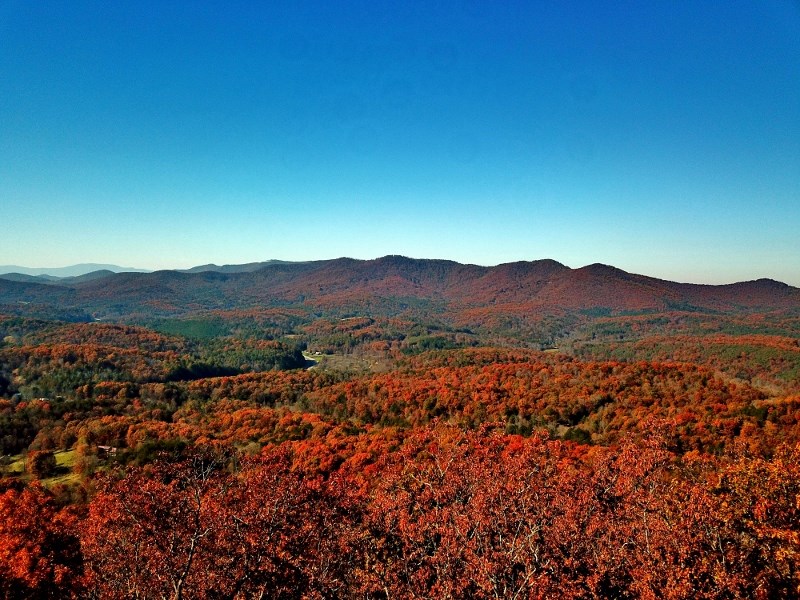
0 256 796 324
1 257 792 287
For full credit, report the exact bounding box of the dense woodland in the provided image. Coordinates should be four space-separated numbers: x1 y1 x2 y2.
1 259 799 598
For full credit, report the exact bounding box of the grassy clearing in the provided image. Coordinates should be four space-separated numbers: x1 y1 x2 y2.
5 453 24 475
304 352 393 373
55 449 77 469
302 351 320 369
1 449 80 487
44 470 81 487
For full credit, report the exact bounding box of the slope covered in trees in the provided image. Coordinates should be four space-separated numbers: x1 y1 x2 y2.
1 261 799 598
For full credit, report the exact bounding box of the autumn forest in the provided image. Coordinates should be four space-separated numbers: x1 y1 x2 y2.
0 257 799 599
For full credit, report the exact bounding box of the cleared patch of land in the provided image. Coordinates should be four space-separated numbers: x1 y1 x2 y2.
2 449 79 487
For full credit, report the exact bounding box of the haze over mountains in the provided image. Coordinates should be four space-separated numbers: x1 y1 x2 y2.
1 256 797 325
0 260 310 279
0 264 149 278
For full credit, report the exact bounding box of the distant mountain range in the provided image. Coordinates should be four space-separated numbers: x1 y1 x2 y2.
177 260 306 274
0 270 121 286
0 264 149 278
0 260 303 280
0 257 797 328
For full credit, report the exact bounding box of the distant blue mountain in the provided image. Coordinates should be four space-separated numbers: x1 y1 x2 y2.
0 264 150 278
178 260 301 274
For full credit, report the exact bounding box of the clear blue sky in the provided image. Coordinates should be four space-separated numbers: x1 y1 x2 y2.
1 1 799 285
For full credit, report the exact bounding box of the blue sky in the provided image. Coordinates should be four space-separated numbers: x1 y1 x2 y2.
1 1 799 285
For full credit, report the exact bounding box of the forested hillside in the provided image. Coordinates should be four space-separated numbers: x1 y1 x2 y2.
1 260 799 598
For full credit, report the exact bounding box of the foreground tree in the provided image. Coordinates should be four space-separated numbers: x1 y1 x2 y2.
354 424 800 599
82 455 223 599
0 481 84 598
80 449 353 599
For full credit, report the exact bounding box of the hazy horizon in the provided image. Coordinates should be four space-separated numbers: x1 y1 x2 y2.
2 2 798 286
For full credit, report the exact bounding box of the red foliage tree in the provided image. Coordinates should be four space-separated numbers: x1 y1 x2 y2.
0 482 84 598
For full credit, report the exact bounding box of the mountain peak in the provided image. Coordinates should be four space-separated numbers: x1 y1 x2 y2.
580 262 626 274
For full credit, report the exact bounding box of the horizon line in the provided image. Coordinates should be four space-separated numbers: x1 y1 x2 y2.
0 255 795 288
